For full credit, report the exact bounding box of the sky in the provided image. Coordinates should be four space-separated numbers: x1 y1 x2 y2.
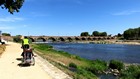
0 0 140 36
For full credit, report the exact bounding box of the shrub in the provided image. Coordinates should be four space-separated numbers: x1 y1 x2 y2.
69 62 78 72
109 60 124 71
0 45 6 55
87 59 107 74
35 44 53 50
76 67 97 79
69 62 77 69
120 65 140 79
13 36 22 42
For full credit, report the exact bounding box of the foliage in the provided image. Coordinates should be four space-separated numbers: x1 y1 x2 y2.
80 32 90 36
69 62 77 69
117 33 123 37
32 44 98 79
116 33 124 40
80 31 108 36
92 31 107 36
92 31 100 36
120 65 140 79
13 35 22 42
86 59 107 74
123 27 140 40
109 60 124 71
2 33 11 36
0 0 24 14
34 44 53 51
32 43 140 79
100 32 107 36
75 67 98 79
0 44 6 55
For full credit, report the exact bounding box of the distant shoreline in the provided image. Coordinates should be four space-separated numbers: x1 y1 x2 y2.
33 40 140 45
75 40 140 45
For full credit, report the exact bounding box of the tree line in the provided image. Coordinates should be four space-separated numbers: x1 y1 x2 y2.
123 27 140 40
80 31 107 36
2 27 140 40
1 33 11 36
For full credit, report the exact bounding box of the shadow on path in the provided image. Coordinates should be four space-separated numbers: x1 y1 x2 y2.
16 58 31 67
16 58 22 61
17 63 31 67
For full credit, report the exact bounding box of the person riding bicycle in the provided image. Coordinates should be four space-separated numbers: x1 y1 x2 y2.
22 36 29 49
21 36 30 57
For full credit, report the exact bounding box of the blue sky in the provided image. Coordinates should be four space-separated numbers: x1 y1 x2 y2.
0 0 140 36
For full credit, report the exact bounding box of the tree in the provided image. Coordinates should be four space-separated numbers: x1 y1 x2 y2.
13 35 22 42
0 0 24 14
100 32 107 36
123 27 140 40
80 32 90 36
117 33 122 37
92 31 100 36
123 30 130 40
2 33 11 36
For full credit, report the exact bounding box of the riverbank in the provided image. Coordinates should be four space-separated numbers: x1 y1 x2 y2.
75 40 140 45
31 43 140 79
31 44 100 79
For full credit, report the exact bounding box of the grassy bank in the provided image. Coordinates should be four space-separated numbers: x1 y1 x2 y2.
0 44 6 56
31 43 140 79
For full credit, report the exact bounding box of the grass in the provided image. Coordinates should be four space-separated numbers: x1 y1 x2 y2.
0 44 6 56
31 44 111 79
120 65 140 79
31 43 140 79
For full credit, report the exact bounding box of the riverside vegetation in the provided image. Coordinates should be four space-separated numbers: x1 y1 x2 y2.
0 44 6 56
31 43 140 79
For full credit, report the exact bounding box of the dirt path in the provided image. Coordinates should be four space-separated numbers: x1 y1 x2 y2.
0 42 52 79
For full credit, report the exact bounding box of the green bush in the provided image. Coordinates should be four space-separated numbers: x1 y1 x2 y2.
120 65 140 79
87 59 107 74
69 62 77 69
76 67 97 79
36 44 53 50
109 60 124 71
13 36 22 42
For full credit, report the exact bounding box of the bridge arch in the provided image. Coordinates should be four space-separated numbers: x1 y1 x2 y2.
87 37 92 41
81 37 86 41
75 37 80 41
28 37 35 42
67 37 73 42
58 37 65 42
48 37 56 42
98 37 103 40
93 37 97 40
36 37 46 42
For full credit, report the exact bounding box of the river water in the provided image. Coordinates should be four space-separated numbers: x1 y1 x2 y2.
47 43 140 64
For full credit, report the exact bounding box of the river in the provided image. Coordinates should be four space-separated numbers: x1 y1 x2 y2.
47 43 140 64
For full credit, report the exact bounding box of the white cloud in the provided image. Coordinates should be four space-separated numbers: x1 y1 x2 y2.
0 24 29 30
0 17 24 22
0 26 15 30
112 10 140 15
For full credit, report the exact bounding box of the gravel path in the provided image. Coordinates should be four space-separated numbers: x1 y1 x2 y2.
0 42 71 79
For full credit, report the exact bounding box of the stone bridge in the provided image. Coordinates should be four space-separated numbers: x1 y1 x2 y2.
28 36 115 42
1 36 116 42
